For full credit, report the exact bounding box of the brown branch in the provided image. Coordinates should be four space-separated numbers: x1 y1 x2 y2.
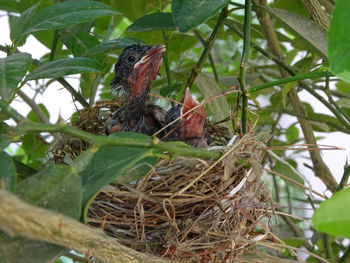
252 0 337 191
301 0 330 30
0 190 169 263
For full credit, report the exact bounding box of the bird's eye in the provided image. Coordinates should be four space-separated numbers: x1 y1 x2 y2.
170 115 177 121
127 56 136 63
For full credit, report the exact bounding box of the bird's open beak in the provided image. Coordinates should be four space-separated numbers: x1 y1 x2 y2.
134 44 166 69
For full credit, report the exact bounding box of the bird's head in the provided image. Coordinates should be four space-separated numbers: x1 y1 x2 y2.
110 44 166 104
165 88 206 142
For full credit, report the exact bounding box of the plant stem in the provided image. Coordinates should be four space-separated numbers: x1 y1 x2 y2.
89 74 101 107
162 31 172 87
49 30 60 61
14 121 221 160
248 71 332 93
238 0 251 134
193 30 219 82
186 5 229 88
17 90 50 124
335 165 350 192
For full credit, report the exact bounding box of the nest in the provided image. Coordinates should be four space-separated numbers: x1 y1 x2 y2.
87 135 271 262
49 98 272 261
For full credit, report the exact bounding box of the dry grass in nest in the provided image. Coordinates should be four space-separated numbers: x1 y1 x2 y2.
87 135 272 262
50 97 232 164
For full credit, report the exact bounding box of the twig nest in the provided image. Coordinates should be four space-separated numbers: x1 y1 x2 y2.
87 134 271 262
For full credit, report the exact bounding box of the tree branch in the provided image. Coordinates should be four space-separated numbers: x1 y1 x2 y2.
0 190 168 263
186 6 229 88
252 0 337 191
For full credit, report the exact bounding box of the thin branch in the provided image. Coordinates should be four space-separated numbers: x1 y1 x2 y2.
193 30 219 82
17 90 50 124
49 30 60 61
186 5 229 87
335 165 350 192
162 31 172 87
0 190 168 263
248 71 333 93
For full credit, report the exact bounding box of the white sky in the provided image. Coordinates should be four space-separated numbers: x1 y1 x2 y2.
1 13 349 195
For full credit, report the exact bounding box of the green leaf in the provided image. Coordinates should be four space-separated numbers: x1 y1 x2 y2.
172 0 230 32
167 33 198 62
0 53 32 101
11 1 117 46
0 122 10 150
195 74 231 129
0 151 16 191
262 7 328 61
328 0 350 83
274 161 304 186
82 38 140 57
27 104 50 122
112 0 158 21
0 164 82 263
26 57 103 80
0 0 20 12
60 32 100 58
79 133 160 220
10 1 41 46
126 13 176 32
312 187 350 238
286 125 299 142
336 98 350 108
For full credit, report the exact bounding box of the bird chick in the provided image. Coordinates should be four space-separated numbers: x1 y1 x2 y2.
106 44 166 135
165 88 207 148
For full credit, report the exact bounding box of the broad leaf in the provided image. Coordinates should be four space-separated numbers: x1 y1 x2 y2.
195 74 231 129
80 133 160 220
126 13 176 32
312 187 350 238
328 0 350 83
82 38 140 57
0 0 19 13
0 164 82 263
274 161 304 187
0 151 16 192
172 0 230 32
26 57 102 80
262 7 328 61
11 1 117 46
0 53 32 101
0 122 10 150
285 125 299 142
112 0 158 21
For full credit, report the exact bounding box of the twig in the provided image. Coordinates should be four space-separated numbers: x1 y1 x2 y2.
186 5 229 88
238 0 251 134
193 30 219 82
162 31 172 87
17 90 50 124
49 30 60 61
248 71 333 93
0 190 168 263
335 165 350 192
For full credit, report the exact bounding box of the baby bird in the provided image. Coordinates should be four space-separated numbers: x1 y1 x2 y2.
164 88 207 148
106 44 166 135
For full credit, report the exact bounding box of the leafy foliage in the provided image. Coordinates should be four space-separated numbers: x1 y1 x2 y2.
0 0 349 262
